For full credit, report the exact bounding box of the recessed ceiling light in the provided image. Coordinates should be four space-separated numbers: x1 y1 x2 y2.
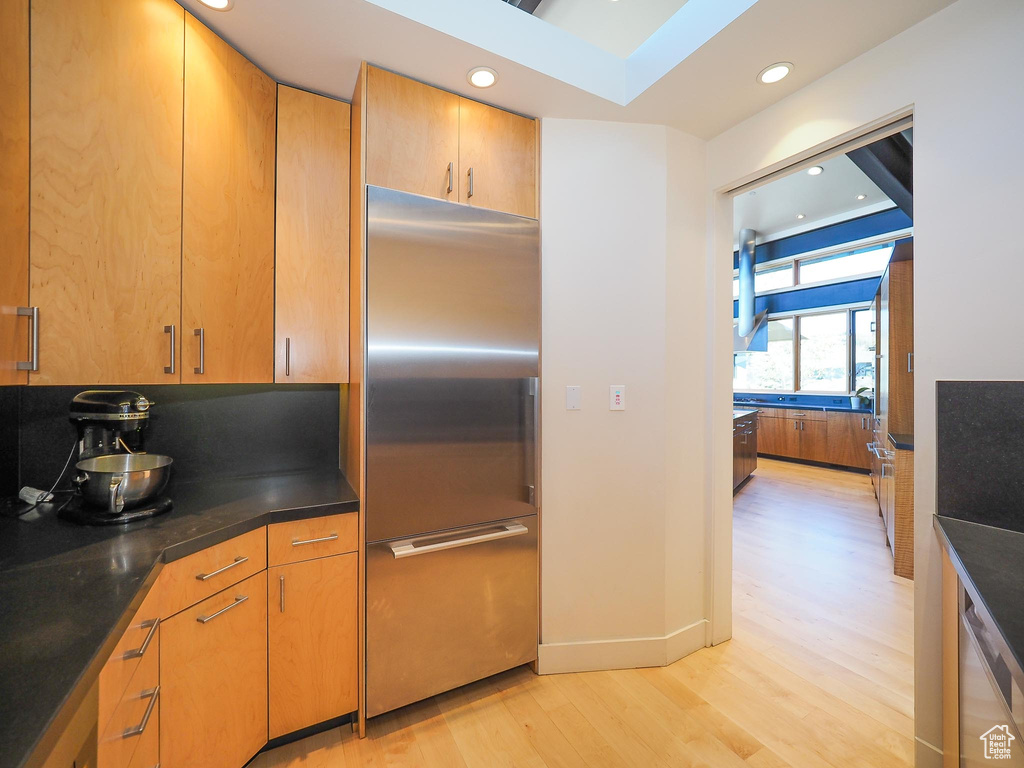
796 214 806 220
198 0 233 9
856 193 867 200
806 166 824 176
757 62 792 85
467 67 498 88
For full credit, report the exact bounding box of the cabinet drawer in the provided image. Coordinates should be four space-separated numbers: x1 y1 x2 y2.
755 407 785 419
125 704 159 768
268 513 357 567
159 527 266 617
98 586 162 732
97 627 159 768
786 408 826 422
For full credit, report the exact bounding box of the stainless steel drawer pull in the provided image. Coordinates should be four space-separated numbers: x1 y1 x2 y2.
908 352 913 373
195 555 248 581
447 162 454 194
467 167 474 198
291 533 338 547
163 325 175 374
122 686 159 738
123 618 159 660
197 594 248 624
284 337 291 377
391 523 528 559
280 575 285 613
16 307 39 372
193 327 205 375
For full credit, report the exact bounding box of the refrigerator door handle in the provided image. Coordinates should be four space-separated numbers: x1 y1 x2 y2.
390 523 529 559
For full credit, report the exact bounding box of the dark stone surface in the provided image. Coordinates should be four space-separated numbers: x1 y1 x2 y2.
936 381 1024 532
0 468 358 768
888 433 914 451
15 383 340 490
0 387 18 496
936 515 1024 677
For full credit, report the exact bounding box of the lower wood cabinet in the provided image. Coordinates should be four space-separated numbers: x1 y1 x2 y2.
756 407 872 470
268 552 358 738
161 571 268 768
825 411 872 469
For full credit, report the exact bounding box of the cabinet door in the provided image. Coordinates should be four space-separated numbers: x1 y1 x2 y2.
275 86 350 383
798 419 828 462
268 553 357 738
1 0 29 385
30 0 184 385
161 571 267 768
365 66 460 202
458 98 537 218
182 13 275 384
888 256 914 435
825 411 872 469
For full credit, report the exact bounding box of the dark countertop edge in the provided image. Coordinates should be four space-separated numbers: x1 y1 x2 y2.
733 408 758 419
19 495 359 768
887 432 915 451
934 515 1024 679
733 401 873 414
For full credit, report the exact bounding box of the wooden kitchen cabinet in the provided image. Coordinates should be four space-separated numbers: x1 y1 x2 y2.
796 418 828 462
365 66 461 202
825 411 872 469
275 85 350 383
0 0 29 386
268 553 358 738
458 98 537 218
181 13 276 384
161 570 268 768
29 0 184 385
363 65 537 217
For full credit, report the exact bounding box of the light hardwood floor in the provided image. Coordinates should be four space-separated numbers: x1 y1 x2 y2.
254 458 913 768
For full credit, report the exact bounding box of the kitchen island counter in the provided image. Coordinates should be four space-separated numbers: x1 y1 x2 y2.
0 468 358 768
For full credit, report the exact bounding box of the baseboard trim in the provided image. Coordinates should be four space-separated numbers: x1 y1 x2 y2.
537 619 707 674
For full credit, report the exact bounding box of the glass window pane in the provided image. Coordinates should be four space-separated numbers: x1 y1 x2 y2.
799 312 849 392
854 309 875 393
733 277 739 299
799 244 894 284
733 318 795 391
754 264 794 293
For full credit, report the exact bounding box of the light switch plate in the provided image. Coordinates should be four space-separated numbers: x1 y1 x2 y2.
566 385 582 410
610 385 625 410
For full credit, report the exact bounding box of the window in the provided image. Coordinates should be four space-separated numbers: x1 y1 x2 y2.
853 308 875 392
733 318 795 391
798 243 893 285
799 312 849 392
755 264 794 292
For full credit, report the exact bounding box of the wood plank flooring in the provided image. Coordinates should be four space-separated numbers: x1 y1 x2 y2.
253 458 913 768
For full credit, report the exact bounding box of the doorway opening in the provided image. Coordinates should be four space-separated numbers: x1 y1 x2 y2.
726 122 916 766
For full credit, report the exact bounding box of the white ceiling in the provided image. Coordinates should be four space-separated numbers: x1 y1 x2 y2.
534 0 691 59
176 0 955 140
732 154 894 244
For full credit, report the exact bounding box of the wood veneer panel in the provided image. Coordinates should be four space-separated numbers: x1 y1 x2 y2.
30 0 184 385
275 86 350 383
182 13 275 383
458 98 537 218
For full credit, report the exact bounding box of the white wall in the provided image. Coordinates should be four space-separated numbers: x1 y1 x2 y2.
539 118 709 671
705 0 1024 764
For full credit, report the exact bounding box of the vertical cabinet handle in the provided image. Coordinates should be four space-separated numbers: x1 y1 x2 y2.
163 325 175 374
16 307 39 372
279 575 285 613
284 337 291 377
467 167 474 198
122 686 159 738
446 162 453 194
193 328 205 375
907 352 913 373
801 421 805 431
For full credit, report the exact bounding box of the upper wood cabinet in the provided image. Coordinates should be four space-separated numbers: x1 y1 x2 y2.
363 65 537 217
459 98 537 218
29 0 184 385
181 13 276 384
275 85 350 383
365 66 460 202
0 0 29 386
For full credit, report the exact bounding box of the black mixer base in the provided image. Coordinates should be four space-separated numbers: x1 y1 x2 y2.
60 496 173 526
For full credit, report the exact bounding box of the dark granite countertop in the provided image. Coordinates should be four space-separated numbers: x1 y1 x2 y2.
0 468 358 768
935 515 1024 677
888 432 915 451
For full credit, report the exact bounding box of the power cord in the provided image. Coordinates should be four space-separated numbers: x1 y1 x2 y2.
10 439 79 517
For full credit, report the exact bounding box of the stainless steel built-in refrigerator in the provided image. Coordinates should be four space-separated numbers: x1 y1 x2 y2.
364 186 539 718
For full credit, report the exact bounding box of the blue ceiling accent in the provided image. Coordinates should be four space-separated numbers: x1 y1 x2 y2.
733 206 913 269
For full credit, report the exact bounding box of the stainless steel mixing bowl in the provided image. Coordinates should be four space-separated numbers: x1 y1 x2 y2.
74 453 173 514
